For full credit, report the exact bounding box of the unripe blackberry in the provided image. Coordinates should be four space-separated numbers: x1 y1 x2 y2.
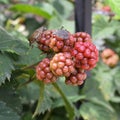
36 58 57 83
29 27 46 45
101 48 115 59
29 27 54 52
105 54 119 67
62 35 76 52
37 30 55 52
50 52 76 77
71 42 99 70
101 49 119 67
65 69 87 86
73 32 92 43
102 6 111 12
49 29 72 52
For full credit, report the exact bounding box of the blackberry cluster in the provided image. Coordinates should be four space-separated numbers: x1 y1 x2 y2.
30 27 99 86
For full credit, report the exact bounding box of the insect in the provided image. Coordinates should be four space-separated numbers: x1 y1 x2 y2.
29 27 46 45
53 29 69 40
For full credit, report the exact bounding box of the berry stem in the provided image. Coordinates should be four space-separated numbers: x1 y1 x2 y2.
32 81 45 118
43 110 52 120
52 82 75 120
17 74 36 89
21 62 39 70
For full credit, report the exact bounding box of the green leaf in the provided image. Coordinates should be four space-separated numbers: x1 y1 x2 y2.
92 63 116 101
36 89 53 114
57 77 79 97
33 82 61 117
0 0 9 4
0 26 28 55
10 4 52 19
19 82 40 103
16 47 45 66
111 103 120 119
0 84 22 113
48 17 75 33
0 54 14 85
52 95 85 109
21 112 35 120
80 102 118 120
114 67 120 94
0 101 20 120
81 68 114 111
106 0 120 16
51 0 74 19
36 2 54 15
48 17 62 29
92 15 119 40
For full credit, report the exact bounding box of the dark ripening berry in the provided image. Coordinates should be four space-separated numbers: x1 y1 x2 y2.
71 41 99 70
36 58 57 83
50 52 76 77
29 27 46 45
65 69 87 86
33 29 55 52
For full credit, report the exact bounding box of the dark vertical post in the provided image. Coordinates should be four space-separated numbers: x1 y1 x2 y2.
74 1 92 120
75 0 92 35
75 0 92 90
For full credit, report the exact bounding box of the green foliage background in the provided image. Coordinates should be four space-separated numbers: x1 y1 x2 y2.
0 0 120 120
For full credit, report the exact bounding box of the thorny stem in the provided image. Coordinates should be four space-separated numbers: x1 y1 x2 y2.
17 74 36 89
32 82 45 118
21 52 46 70
43 110 52 120
52 83 75 120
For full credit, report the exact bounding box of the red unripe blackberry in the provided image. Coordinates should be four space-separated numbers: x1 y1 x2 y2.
65 69 87 86
73 32 92 43
102 6 111 12
71 42 99 70
36 58 57 83
50 52 76 77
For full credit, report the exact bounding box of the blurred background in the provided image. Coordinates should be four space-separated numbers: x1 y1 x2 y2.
0 0 120 120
